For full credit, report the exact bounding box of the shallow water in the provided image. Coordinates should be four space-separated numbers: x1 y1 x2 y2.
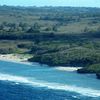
0 60 100 100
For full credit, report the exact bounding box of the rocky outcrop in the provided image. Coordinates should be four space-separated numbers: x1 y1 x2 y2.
96 73 100 79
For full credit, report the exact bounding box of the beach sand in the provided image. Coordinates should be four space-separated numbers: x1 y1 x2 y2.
0 54 32 63
55 67 82 72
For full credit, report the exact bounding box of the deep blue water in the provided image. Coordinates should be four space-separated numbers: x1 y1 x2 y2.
0 60 100 100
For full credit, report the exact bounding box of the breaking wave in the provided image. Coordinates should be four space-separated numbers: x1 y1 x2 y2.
0 73 100 97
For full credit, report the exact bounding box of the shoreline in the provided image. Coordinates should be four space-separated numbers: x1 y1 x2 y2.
55 66 82 72
0 54 82 71
0 54 32 65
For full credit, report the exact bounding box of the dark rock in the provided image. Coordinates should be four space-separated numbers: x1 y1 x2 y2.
96 73 100 79
77 68 94 74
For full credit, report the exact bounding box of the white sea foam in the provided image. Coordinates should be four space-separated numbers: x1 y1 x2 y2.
0 73 100 97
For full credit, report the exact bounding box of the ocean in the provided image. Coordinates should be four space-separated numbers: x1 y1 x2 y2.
0 60 100 100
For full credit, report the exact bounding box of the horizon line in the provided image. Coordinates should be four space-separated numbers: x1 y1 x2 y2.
0 4 100 9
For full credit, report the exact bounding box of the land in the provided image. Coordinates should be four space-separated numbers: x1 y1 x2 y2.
0 6 100 79
55 67 82 72
96 73 100 79
0 54 32 62
0 54 81 71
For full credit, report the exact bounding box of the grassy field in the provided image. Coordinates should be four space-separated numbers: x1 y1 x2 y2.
0 6 100 34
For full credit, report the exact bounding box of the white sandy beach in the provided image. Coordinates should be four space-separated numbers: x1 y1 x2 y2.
0 54 32 63
55 67 82 72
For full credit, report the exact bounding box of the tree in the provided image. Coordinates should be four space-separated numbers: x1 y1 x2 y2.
0 24 4 30
19 22 28 31
27 27 40 33
44 27 52 31
33 23 40 30
83 27 89 33
52 26 57 32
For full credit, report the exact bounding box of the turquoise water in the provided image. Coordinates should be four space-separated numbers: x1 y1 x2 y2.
0 60 100 100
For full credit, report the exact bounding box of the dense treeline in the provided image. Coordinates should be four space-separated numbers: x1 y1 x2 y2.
29 43 100 66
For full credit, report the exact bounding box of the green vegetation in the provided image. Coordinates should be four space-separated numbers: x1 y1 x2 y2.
77 64 100 73
0 40 33 54
29 46 100 67
0 6 100 79
78 63 100 79
0 6 100 34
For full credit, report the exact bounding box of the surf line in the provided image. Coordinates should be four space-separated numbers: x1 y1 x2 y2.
0 73 100 97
